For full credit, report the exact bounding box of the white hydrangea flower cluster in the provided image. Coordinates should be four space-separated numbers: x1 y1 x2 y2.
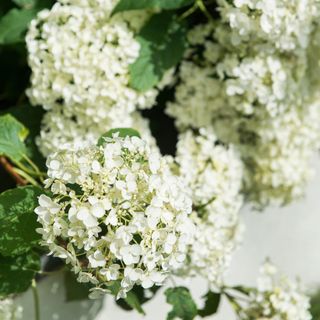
167 45 312 126
167 20 320 206
35 134 195 298
0 298 23 320
167 23 311 121
240 102 320 206
175 129 244 284
56 0 152 32
217 0 320 51
243 261 312 320
26 1 170 156
26 3 157 120
217 51 309 117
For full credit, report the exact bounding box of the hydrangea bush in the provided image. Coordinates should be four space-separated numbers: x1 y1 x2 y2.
0 0 319 319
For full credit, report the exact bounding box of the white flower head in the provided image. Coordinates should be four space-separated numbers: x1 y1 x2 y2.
217 0 320 51
26 3 161 125
167 22 320 207
35 134 194 297
175 129 244 285
243 261 312 320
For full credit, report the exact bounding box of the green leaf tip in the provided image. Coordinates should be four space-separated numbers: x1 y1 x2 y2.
0 185 43 257
0 114 29 162
198 291 221 317
112 0 193 14
129 12 187 92
97 128 141 146
165 286 198 320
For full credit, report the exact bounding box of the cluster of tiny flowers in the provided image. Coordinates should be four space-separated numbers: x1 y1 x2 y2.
167 23 310 124
37 109 159 157
167 20 320 206
0 298 23 320
240 102 320 206
26 1 173 157
242 261 312 320
56 0 152 32
35 134 195 298
217 0 320 51
26 3 157 120
175 128 244 284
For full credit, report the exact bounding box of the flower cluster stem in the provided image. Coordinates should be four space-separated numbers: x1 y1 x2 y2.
32 279 40 320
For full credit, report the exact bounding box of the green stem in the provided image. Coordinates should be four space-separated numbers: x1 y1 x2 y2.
22 155 44 176
196 0 214 22
38 266 66 276
224 292 244 317
32 279 40 320
179 2 198 20
194 195 216 211
169 276 177 287
14 158 45 179
12 168 41 187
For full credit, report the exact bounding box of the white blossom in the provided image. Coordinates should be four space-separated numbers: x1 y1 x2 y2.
238 101 320 207
167 23 320 207
26 3 162 125
35 134 195 298
243 261 312 320
175 129 244 285
217 0 320 51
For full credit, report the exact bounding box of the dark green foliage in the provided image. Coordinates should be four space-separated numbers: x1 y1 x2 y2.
113 0 193 13
116 285 161 311
310 289 320 319
198 291 221 317
129 12 187 91
0 114 28 162
64 271 92 302
108 281 145 314
0 186 42 256
165 287 198 320
0 251 40 297
97 128 141 146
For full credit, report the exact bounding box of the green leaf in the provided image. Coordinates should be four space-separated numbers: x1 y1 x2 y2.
34 0 56 10
107 281 145 315
0 8 37 44
165 287 198 320
232 285 252 296
0 252 40 297
12 0 36 8
7 105 46 170
64 270 92 302
130 12 187 92
116 285 160 311
0 186 43 256
113 0 193 14
310 289 320 319
123 291 145 315
0 114 28 162
198 291 221 317
97 128 141 146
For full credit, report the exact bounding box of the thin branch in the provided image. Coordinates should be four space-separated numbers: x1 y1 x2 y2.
32 279 40 320
196 0 214 22
0 157 27 186
12 168 41 187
